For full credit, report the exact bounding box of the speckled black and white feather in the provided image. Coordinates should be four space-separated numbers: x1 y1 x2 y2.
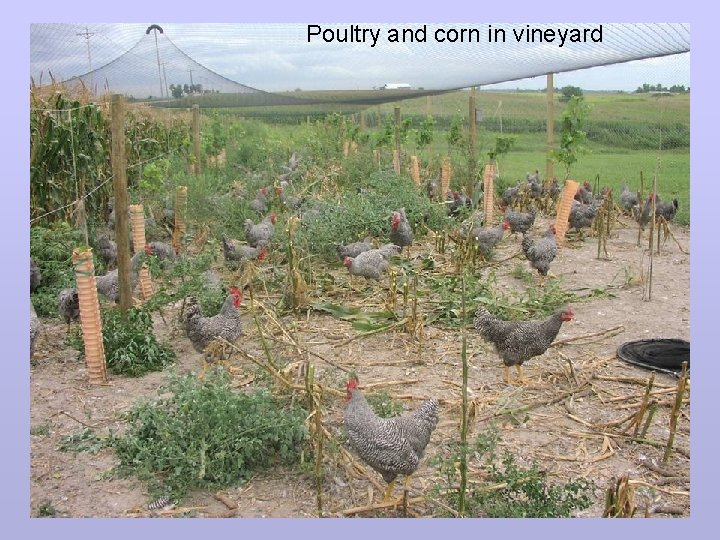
337 237 373 260
521 225 557 277
184 294 242 353
505 208 537 234
474 307 570 367
57 288 80 324
568 199 601 232
95 252 144 302
471 221 506 258
147 241 176 261
389 208 414 248
344 387 440 483
222 235 262 267
244 214 275 247
344 249 390 280
619 184 639 212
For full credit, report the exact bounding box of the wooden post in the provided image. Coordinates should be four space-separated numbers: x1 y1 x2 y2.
360 110 366 130
554 179 579 246
546 73 555 183
129 204 154 300
394 106 401 174
192 104 201 176
110 94 133 313
483 162 496 226
468 88 477 197
72 248 107 385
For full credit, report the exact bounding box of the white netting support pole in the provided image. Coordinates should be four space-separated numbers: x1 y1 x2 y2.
72 248 107 385
129 204 154 300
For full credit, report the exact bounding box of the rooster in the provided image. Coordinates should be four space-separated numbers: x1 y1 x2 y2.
521 225 558 286
474 306 574 384
389 208 414 255
245 213 276 248
344 376 440 503
343 250 390 281
184 287 243 376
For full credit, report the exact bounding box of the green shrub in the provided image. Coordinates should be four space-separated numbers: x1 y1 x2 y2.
100 307 175 377
432 425 594 517
113 370 308 500
30 222 85 317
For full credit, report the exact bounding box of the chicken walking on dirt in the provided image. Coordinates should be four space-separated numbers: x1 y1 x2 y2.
184 287 243 377
389 208 414 256
343 376 440 504
474 306 574 384
521 224 558 287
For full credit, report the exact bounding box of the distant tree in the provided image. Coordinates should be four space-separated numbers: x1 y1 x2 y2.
169 84 183 99
559 85 583 102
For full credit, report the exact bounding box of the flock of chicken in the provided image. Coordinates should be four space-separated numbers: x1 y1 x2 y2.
29 153 683 511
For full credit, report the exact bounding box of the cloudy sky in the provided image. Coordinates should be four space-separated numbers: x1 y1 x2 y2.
30 23 690 96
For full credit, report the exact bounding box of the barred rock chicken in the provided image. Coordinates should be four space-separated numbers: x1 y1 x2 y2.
526 171 542 200
30 302 40 356
222 234 267 269
144 241 176 262
95 252 144 303
57 288 80 331
504 207 537 235
426 177 440 201
337 237 373 261
543 178 561 202
390 208 414 254
474 306 574 384
249 187 270 215
343 250 390 281
245 213 276 248
654 194 679 223
637 193 654 230
574 181 594 204
96 232 118 269
500 185 521 209
522 225 558 286
619 183 639 214
568 199 601 236
377 243 402 259
446 191 471 217
344 376 440 502
184 287 243 374
30 258 41 293
471 220 510 259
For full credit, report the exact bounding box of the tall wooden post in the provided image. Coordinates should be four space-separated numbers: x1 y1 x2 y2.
468 88 477 197
546 73 555 182
192 104 201 176
394 106 401 174
110 94 133 313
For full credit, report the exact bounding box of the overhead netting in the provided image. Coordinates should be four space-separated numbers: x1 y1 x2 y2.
30 23 689 104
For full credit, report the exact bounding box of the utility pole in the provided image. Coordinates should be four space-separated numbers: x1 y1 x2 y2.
76 26 95 93
188 68 195 94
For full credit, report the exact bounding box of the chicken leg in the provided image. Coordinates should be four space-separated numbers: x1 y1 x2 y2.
383 480 396 502
515 365 528 385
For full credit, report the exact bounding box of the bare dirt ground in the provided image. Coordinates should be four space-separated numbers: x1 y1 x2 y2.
29 216 690 518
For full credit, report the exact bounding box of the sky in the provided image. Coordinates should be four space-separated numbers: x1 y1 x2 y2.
29 23 690 96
